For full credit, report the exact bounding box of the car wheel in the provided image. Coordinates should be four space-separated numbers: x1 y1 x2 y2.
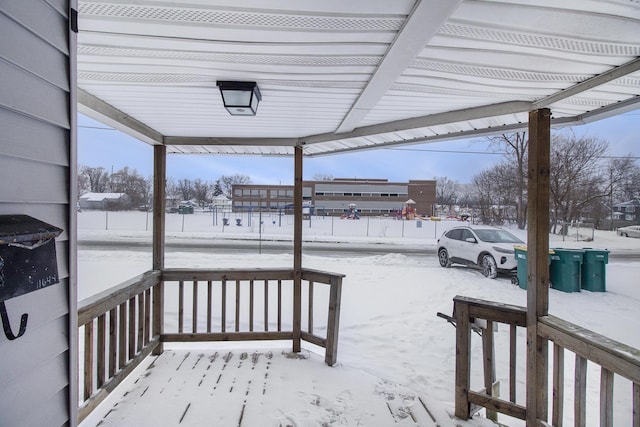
438 248 451 268
622 232 628 237
481 254 498 279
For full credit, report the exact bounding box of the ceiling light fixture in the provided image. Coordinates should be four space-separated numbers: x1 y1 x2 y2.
216 81 261 116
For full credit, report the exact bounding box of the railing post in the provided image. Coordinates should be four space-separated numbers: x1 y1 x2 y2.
482 321 497 421
454 298 471 419
83 320 94 401
324 276 342 366
552 343 564 426
600 368 613 427
633 382 639 427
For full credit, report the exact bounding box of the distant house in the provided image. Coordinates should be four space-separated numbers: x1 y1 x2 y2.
612 199 640 223
79 192 130 210
210 195 231 210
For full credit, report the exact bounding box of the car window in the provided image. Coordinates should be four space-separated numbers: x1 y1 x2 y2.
474 229 523 243
446 229 463 240
461 229 475 242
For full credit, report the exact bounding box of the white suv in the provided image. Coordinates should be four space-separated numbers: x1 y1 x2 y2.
437 226 524 278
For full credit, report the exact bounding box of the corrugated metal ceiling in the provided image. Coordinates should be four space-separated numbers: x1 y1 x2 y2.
77 0 640 157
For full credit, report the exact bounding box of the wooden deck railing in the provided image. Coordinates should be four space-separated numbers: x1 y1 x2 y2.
538 315 640 427
453 295 528 422
77 268 344 423
161 268 343 365
77 270 162 422
452 295 640 426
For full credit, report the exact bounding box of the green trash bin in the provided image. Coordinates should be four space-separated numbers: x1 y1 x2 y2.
550 249 583 293
581 248 609 292
514 246 528 290
513 246 554 290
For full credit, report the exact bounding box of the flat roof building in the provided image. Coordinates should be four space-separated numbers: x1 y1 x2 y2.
232 178 436 217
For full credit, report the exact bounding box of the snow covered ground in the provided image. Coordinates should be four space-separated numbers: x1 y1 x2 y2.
78 211 640 426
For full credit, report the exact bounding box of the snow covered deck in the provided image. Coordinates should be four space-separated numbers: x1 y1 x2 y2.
80 347 454 427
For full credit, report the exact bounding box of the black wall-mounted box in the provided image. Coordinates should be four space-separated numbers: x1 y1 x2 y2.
0 215 63 303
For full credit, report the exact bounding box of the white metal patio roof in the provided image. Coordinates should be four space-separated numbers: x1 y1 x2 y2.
77 0 640 157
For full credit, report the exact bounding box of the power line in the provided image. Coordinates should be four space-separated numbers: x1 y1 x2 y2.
385 147 639 159
385 147 505 155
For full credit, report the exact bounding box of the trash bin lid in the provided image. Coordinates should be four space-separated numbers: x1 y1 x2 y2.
513 246 555 254
0 215 63 245
550 248 583 261
582 248 609 262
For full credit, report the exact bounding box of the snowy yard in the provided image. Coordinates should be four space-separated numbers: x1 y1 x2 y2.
78 212 640 426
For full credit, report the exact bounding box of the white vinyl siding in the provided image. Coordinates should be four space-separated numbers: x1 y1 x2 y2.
0 1 75 426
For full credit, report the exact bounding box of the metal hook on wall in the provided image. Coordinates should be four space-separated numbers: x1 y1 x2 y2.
0 301 28 340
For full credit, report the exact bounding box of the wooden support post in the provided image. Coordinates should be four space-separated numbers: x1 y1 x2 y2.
293 145 303 352
526 108 551 426
152 144 166 355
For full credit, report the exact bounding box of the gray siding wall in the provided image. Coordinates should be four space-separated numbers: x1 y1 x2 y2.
0 1 75 426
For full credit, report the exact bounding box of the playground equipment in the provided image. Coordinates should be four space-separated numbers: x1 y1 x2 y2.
402 199 417 220
341 203 360 219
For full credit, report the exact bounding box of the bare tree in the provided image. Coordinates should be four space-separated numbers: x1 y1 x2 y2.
176 178 194 201
549 134 608 232
110 167 151 208
487 132 528 229
472 163 517 225
192 179 210 207
607 156 640 203
80 165 110 193
218 173 252 198
435 176 459 215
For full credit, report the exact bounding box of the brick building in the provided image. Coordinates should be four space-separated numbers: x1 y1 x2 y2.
232 178 436 217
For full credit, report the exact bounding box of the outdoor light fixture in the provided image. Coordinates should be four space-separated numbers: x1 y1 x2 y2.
216 81 261 116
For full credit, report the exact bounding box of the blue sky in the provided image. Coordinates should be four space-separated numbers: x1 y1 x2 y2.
78 111 639 185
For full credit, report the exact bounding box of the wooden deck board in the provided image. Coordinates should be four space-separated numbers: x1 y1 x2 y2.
81 348 442 426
